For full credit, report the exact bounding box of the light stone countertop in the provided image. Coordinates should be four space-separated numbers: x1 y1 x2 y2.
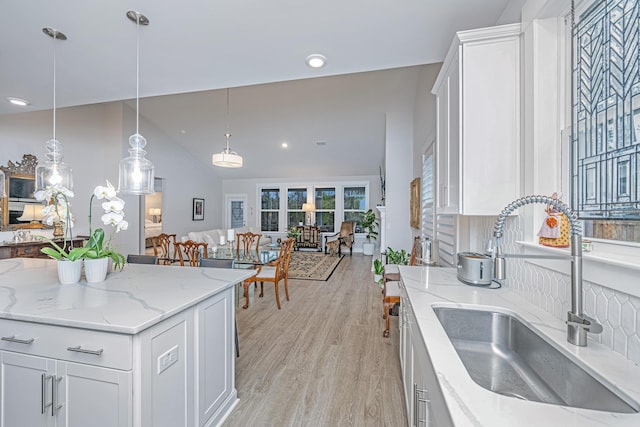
398 265 640 427
0 258 254 334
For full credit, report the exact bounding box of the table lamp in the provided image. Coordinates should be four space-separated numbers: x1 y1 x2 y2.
17 204 45 227
302 203 316 225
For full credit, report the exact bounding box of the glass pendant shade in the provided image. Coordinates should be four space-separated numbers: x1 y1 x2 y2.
118 133 155 194
212 132 243 168
35 139 74 191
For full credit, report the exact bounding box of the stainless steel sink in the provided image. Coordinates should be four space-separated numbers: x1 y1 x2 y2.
433 307 638 413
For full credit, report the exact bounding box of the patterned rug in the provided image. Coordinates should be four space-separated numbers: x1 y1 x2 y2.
287 251 343 281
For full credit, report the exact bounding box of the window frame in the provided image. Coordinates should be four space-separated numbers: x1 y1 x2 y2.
256 181 370 233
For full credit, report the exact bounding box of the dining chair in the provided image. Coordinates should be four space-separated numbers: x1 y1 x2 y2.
175 240 208 267
126 254 158 265
236 231 261 257
383 236 421 337
243 238 294 310
198 257 239 357
152 233 177 265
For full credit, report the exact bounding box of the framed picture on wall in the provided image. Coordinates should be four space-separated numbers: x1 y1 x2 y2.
410 178 420 229
192 198 205 221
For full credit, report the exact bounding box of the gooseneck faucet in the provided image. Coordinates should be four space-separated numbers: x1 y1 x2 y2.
492 195 602 347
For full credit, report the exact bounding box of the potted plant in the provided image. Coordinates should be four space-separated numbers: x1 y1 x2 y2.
373 258 384 287
387 247 409 265
360 209 379 256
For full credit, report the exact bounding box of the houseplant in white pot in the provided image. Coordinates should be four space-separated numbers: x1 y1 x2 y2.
361 209 379 256
373 258 384 287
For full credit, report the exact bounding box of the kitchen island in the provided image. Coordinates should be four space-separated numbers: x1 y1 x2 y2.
0 258 254 427
398 266 640 426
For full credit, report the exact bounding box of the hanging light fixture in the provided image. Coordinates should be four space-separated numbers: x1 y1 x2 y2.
212 88 243 168
118 11 155 195
35 28 74 192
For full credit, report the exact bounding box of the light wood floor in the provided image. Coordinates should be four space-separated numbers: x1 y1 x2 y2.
224 254 408 427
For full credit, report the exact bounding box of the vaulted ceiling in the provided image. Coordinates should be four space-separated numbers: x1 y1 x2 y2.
0 0 525 178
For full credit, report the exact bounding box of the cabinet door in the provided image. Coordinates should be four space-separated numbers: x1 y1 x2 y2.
56 361 132 427
196 289 234 426
0 351 55 427
435 55 460 214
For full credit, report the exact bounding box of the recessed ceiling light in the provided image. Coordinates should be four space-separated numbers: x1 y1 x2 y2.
180 129 187 135
6 97 30 107
281 142 288 148
306 54 327 68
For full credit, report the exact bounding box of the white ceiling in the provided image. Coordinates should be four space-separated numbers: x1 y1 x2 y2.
0 0 525 179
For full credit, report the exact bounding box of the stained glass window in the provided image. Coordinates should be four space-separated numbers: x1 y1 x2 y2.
573 0 640 220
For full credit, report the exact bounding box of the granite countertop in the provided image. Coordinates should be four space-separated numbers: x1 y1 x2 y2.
0 258 254 334
399 266 640 426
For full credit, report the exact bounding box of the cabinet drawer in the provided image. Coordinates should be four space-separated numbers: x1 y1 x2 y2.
0 319 132 370
13 245 40 258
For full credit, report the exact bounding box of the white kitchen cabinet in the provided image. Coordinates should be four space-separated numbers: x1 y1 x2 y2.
0 284 236 427
432 23 521 215
400 279 453 427
0 351 131 427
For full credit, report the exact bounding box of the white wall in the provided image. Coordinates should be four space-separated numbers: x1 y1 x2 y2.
384 111 414 252
0 102 222 255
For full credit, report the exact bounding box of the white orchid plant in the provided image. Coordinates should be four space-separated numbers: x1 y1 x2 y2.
35 184 86 261
35 180 128 269
84 180 128 270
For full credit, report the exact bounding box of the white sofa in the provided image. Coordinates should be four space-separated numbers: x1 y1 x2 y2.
180 226 272 249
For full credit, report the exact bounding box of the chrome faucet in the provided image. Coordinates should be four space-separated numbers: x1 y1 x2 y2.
492 195 602 347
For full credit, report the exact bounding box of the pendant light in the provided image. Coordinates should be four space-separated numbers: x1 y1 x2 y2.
212 88 243 168
35 28 74 192
118 11 155 195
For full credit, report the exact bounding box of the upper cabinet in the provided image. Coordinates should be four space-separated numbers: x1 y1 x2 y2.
432 24 521 215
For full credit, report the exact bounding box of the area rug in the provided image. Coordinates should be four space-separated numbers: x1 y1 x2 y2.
287 252 343 281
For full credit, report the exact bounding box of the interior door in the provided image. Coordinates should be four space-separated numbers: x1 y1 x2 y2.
225 195 247 229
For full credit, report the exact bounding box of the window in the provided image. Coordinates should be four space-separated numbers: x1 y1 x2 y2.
287 188 307 228
314 187 335 232
260 188 279 232
573 0 640 242
422 147 435 239
343 186 366 232
257 181 368 233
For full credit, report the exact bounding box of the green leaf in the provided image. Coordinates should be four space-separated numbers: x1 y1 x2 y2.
41 247 64 260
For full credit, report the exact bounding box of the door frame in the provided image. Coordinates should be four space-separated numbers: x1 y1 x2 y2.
224 194 248 229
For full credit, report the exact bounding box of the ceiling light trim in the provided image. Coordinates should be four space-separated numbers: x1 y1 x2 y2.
306 54 327 68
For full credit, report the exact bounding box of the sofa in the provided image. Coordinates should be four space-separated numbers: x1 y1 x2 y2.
180 226 273 249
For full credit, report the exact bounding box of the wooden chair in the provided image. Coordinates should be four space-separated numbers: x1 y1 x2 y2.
243 238 295 310
126 254 158 265
152 233 177 265
383 236 421 338
324 221 355 255
175 240 208 267
236 231 261 257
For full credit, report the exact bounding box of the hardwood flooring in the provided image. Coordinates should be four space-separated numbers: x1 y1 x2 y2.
224 254 408 427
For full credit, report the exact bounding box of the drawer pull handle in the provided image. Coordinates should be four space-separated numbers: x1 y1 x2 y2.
67 345 103 356
1 335 35 345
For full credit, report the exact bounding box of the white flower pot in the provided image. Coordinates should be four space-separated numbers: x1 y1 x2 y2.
374 273 383 285
84 258 109 283
362 242 375 256
57 259 83 285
